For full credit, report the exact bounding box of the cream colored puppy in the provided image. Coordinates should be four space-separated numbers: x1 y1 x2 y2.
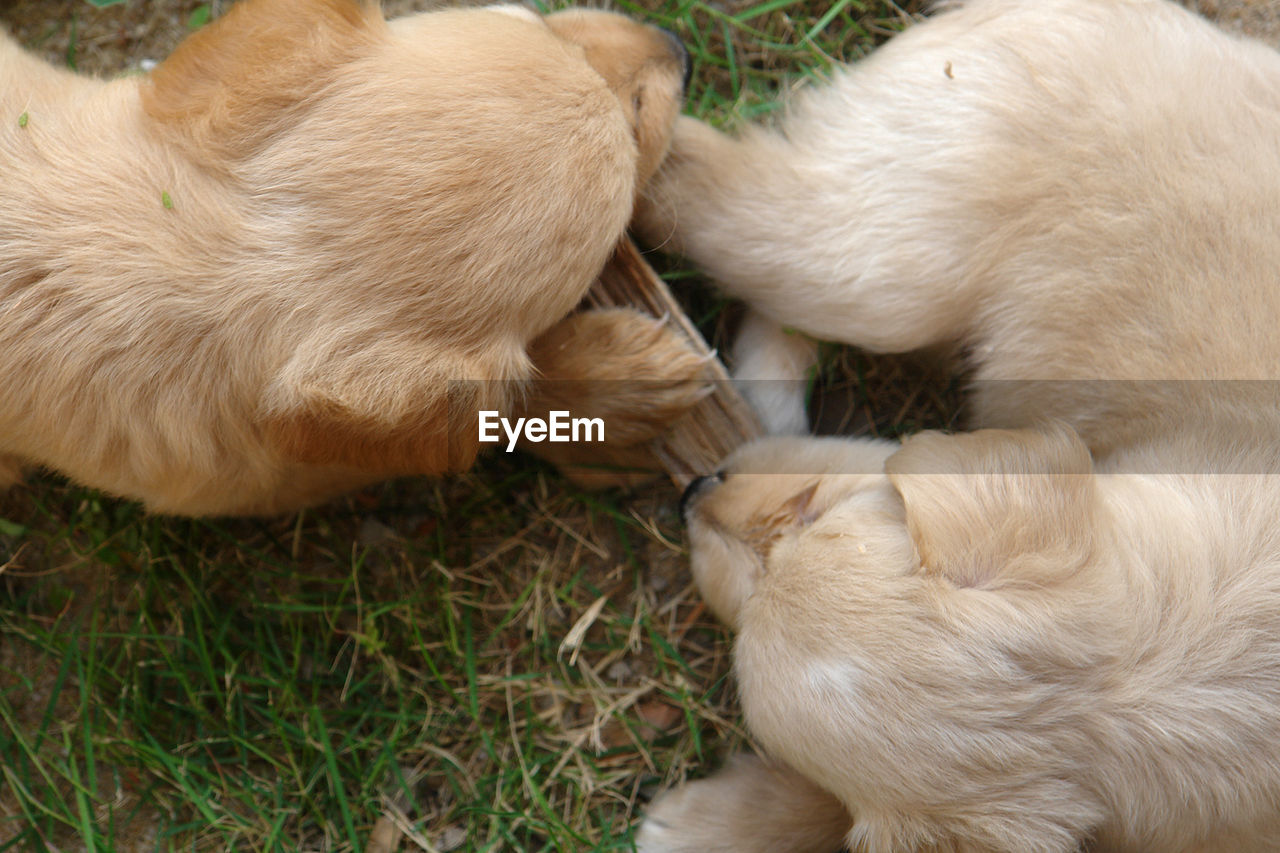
635 0 1280 850
0 0 704 516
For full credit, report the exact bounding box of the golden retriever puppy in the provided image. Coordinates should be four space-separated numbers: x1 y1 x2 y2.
0 0 705 516
634 0 1280 850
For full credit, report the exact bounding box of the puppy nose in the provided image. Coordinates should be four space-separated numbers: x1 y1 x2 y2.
680 470 724 521
658 27 692 92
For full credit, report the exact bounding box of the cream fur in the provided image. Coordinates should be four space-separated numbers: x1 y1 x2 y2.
0 0 702 515
635 1 1280 850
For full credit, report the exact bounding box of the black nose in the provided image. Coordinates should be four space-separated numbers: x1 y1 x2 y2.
659 27 692 92
679 470 724 521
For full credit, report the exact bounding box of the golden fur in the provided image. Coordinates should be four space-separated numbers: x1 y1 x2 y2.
635 1 1280 850
0 0 704 515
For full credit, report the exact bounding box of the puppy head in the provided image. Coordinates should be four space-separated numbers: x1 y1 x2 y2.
682 436 904 628
689 430 1113 847
684 427 1098 629
145 1 686 183
143 1 688 336
545 9 688 185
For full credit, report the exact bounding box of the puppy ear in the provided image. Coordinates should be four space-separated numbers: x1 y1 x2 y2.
141 0 382 162
885 426 1095 590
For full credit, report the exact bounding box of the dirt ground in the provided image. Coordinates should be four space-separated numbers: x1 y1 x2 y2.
1197 0 1280 41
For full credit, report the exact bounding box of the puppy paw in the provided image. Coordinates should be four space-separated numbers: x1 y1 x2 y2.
637 754 852 853
633 115 739 253
534 441 666 491
526 307 713 447
636 779 734 853
731 310 818 436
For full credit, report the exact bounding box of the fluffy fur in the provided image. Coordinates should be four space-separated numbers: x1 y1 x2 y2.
634 1 1280 850
0 0 705 515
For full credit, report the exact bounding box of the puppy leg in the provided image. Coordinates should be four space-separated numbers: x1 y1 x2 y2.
637 752 852 853
731 310 817 436
636 114 980 355
636 0 1035 359
520 307 712 486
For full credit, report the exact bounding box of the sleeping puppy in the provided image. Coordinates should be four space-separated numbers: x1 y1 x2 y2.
635 0 1280 850
0 0 705 516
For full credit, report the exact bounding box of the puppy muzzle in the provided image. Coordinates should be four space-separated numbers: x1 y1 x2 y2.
659 27 692 92
680 470 724 521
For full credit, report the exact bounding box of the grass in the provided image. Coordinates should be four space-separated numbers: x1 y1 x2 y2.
3 465 734 850
0 1 935 850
